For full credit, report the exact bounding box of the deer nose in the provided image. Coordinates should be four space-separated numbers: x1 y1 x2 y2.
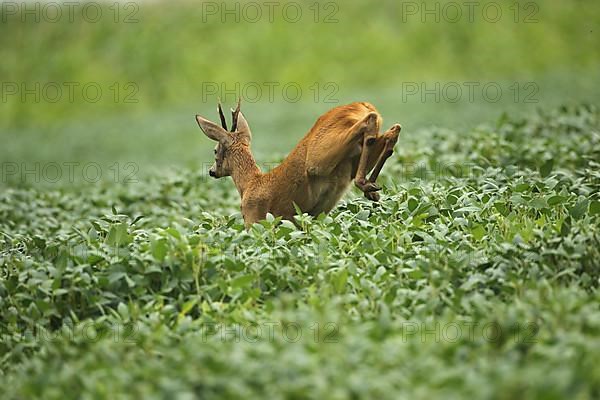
209 169 216 178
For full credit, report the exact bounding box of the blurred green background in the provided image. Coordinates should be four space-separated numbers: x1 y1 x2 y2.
1 0 599 181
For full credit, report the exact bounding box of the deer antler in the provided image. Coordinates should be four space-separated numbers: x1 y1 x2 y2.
217 98 228 130
230 98 241 132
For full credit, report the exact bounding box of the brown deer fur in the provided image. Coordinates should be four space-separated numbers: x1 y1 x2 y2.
195 101 401 227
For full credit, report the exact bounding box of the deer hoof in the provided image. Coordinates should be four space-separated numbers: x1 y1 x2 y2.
365 191 380 202
366 182 381 192
384 124 401 143
355 179 381 193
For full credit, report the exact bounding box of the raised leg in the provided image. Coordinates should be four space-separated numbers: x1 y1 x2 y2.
368 124 401 183
353 113 381 193
306 111 380 177
363 124 401 201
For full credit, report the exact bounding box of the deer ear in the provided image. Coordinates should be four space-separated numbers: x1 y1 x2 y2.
195 115 232 144
235 112 252 144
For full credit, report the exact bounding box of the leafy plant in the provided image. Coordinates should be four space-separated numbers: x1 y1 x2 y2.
1 105 599 399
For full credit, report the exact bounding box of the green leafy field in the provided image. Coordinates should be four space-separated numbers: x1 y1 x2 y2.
2 0 600 397
2 104 599 398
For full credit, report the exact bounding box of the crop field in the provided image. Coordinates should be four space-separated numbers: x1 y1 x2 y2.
2 0 600 398
2 104 600 398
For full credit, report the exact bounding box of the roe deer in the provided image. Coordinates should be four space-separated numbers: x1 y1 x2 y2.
195 100 401 227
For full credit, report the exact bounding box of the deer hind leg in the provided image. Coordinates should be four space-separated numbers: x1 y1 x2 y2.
306 112 380 177
363 124 401 201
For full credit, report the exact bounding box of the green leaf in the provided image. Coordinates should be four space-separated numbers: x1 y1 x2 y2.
515 183 530 193
569 199 589 219
560 216 572 236
408 198 419 212
471 225 486 241
494 202 509 216
334 268 348 293
408 269 424 279
589 201 600 216
547 195 567 206
356 210 370 221
454 206 481 213
108 271 126 284
179 300 197 317
530 198 548 209
230 274 254 289
106 223 132 247
292 202 303 216
167 228 181 240
280 220 297 230
117 302 129 319
151 239 168 262
539 159 553 177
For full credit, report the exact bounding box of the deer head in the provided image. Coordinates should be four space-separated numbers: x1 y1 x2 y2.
195 99 253 178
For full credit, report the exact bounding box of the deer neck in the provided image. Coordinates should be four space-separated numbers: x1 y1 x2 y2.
229 145 261 197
